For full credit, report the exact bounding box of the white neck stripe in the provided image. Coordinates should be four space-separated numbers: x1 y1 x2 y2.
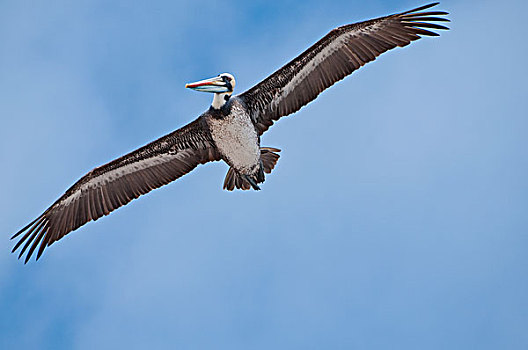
212 92 231 109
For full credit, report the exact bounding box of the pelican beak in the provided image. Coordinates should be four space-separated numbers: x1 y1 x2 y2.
185 75 230 93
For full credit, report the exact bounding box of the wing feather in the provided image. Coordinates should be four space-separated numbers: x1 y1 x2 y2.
238 2 449 135
12 117 220 263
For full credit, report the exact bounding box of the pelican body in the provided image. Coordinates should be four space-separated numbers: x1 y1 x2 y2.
184 73 278 190
204 97 265 191
11 3 449 262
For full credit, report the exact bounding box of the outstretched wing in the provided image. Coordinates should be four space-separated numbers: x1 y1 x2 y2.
238 2 449 135
12 117 220 263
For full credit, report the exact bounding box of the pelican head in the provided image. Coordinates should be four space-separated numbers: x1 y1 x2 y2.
186 73 236 109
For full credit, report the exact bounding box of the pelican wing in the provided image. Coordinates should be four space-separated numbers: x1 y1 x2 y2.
12 117 220 263
239 2 449 135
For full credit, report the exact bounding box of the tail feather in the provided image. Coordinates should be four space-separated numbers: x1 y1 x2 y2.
223 147 281 191
260 147 281 174
223 167 237 190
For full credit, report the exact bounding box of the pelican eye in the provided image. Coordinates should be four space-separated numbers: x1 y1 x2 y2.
222 76 233 91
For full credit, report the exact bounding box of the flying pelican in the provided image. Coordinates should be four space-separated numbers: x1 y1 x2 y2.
11 3 449 262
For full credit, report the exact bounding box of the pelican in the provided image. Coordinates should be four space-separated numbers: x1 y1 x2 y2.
11 3 449 262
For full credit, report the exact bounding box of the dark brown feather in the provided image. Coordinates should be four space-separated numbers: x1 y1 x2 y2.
222 148 281 191
239 3 449 135
12 117 220 263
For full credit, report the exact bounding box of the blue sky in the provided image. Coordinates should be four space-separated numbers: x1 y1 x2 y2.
1 0 527 349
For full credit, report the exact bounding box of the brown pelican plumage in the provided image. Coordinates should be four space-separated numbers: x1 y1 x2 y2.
11 3 449 262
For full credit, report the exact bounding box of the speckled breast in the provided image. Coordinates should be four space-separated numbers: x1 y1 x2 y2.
205 99 260 174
